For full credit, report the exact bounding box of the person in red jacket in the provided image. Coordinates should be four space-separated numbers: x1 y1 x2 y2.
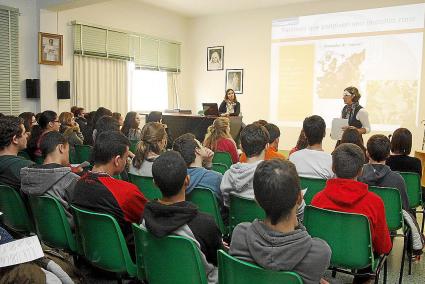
311 143 391 283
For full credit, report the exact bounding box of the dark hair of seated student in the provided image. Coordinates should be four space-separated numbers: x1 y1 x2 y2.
93 130 130 167
366 134 390 162
254 159 301 224
332 143 365 179
302 115 326 146
152 150 187 197
240 123 269 158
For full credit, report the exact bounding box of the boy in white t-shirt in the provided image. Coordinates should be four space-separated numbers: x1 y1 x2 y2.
289 115 333 179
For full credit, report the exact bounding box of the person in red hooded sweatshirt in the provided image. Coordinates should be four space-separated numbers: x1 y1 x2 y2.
311 143 391 284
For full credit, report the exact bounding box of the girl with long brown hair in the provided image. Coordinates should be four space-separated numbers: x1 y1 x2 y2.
203 117 238 163
129 122 167 177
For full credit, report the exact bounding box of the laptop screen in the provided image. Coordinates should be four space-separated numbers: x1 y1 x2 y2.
202 103 219 116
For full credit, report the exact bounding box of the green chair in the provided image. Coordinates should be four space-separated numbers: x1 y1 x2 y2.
187 187 227 235
33 156 44 165
0 184 34 234
133 224 208 284
75 144 93 164
300 177 327 205
400 172 424 231
129 140 139 154
69 149 78 164
303 206 387 283
212 151 233 169
229 193 265 233
128 173 162 200
28 195 77 252
218 250 303 284
212 162 228 175
369 186 410 283
18 150 31 160
71 206 136 279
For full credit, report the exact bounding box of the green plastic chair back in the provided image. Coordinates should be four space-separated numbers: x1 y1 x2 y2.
75 144 93 164
134 224 208 284
128 173 162 200
400 172 422 209
229 193 265 233
69 149 78 164
187 187 227 235
218 250 303 284
369 186 403 231
300 177 327 205
212 151 232 168
18 150 31 160
304 205 376 270
129 140 139 154
212 162 228 175
28 195 77 252
34 156 44 165
0 185 34 234
71 206 136 277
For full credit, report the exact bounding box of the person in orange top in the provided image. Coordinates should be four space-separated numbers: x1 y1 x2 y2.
240 123 285 162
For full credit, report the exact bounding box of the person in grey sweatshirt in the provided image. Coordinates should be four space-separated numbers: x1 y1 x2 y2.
20 131 79 229
220 123 269 207
230 159 331 284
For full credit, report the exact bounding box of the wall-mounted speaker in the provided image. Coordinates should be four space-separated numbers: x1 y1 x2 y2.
57 81 70 99
26 79 40 98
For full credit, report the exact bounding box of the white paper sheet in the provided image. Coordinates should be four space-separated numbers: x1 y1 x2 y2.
331 118 349 140
0 236 44 268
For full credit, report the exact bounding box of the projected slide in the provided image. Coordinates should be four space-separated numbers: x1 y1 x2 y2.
270 4 424 130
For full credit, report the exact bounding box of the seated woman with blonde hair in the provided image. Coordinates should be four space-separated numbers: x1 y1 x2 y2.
203 117 238 164
129 122 167 177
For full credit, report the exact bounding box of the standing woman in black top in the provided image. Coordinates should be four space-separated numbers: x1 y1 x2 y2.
387 128 422 177
219 89 240 116
341 86 370 135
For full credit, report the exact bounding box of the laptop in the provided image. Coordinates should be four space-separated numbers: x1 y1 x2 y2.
202 103 219 116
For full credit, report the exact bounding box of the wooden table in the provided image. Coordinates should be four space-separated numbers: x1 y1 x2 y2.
414 150 425 186
158 113 243 143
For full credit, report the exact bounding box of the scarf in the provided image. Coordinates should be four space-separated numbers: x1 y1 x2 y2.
342 102 360 120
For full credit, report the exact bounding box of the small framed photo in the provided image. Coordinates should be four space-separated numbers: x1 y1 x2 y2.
207 46 224 71
225 69 243 94
39 32 63 65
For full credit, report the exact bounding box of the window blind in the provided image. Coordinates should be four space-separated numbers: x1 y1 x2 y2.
73 22 181 72
0 6 19 115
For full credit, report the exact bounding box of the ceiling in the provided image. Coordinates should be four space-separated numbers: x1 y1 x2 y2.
136 0 323 17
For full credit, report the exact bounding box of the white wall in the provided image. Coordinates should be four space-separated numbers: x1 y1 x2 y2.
185 0 425 152
38 0 190 114
0 0 40 113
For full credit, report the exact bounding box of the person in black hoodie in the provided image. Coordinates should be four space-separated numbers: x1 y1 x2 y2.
140 150 221 284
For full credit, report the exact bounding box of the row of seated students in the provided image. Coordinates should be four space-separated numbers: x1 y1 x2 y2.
0 110 423 283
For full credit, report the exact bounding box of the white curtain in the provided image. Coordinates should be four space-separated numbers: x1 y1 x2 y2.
73 55 128 114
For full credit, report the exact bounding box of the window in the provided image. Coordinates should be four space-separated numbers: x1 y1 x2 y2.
0 6 19 115
128 63 168 112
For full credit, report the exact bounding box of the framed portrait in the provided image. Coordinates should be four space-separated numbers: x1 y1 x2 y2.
207 46 224 71
38 32 63 65
225 69 243 94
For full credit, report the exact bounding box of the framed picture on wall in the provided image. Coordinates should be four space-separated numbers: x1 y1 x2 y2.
225 69 243 94
38 32 63 65
207 46 224 71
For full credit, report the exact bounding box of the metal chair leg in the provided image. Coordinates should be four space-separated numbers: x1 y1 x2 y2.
383 259 388 284
399 232 407 284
